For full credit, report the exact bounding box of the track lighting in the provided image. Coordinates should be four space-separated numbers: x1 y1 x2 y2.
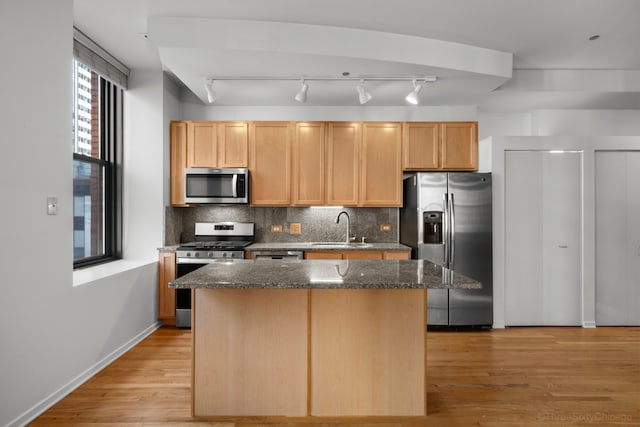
202 75 436 105
204 78 216 103
294 79 309 103
356 79 372 104
405 79 423 105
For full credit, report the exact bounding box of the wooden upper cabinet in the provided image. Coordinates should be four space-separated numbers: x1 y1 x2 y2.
327 122 361 206
402 121 478 171
170 121 188 206
187 121 217 167
403 122 439 170
218 122 248 168
292 122 325 206
360 123 403 207
249 121 292 206
440 122 478 170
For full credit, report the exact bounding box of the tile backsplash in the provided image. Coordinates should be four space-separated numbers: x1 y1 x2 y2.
165 206 398 245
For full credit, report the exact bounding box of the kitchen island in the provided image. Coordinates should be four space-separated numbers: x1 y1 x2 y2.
170 259 480 418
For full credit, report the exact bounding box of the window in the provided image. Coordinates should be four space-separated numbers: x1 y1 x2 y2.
72 59 123 268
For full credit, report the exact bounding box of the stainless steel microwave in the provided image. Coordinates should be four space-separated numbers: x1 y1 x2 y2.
184 168 249 204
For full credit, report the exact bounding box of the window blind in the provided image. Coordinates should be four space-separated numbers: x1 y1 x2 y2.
73 27 129 89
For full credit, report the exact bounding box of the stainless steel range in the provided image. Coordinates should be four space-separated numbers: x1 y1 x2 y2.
175 222 254 328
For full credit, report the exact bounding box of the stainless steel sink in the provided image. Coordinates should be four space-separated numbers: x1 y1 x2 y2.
310 242 373 248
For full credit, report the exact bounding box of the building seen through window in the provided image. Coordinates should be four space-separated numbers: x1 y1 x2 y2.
72 59 121 267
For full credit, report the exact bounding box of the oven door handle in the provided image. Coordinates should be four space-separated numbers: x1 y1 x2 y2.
177 258 222 264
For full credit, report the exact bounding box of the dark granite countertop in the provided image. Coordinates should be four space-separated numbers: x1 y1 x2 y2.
158 242 410 252
246 242 411 252
169 259 481 290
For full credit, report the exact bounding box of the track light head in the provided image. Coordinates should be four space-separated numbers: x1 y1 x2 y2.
294 79 309 103
356 79 372 104
204 78 216 103
405 79 424 105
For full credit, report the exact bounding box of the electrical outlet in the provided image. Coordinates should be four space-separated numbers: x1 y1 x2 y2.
271 224 283 233
379 223 392 232
290 223 301 235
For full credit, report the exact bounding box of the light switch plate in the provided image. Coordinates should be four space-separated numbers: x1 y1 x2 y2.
47 196 58 215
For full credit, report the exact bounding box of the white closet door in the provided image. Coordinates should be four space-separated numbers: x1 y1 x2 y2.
505 151 582 326
596 151 640 325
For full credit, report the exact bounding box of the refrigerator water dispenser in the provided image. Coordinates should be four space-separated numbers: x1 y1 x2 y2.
423 211 443 244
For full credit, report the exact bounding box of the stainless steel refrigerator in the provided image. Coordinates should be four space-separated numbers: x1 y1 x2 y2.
400 172 493 327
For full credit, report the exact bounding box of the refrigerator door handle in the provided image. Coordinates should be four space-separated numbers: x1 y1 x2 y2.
449 193 455 269
443 193 449 266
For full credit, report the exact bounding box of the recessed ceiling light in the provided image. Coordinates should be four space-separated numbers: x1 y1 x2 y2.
342 71 350 76
589 34 600 41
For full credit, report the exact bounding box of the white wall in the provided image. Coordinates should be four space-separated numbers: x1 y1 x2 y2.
180 91 478 121
123 69 166 260
0 3 162 426
479 109 640 138
482 109 640 328
163 75 183 206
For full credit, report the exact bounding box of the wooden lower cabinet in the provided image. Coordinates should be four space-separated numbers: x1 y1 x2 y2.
383 251 411 260
305 250 409 260
157 250 176 322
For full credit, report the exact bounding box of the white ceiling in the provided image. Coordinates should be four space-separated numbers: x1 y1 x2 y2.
74 0 640 111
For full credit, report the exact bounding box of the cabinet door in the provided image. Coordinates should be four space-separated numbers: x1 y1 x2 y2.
505 151 581 326
326 122 361 206
383 251 411 260
440 122 478 170
250 121 292 205
187 122 217 167
170 121 188 206
595 151 640 325
158 250 176 320
360 122 402 207
218 121 248 167
403 122 439 170
293 122 325 205
343 251 383 260
305 251 343 260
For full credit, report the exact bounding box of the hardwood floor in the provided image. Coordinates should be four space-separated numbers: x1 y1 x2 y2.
31 326 639 426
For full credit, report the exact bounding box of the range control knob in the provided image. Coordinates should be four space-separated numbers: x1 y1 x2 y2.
222 252 228 258
194 252 200 257
208 252 214 258
186 252 191 257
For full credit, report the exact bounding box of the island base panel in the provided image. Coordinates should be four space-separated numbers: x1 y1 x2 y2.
311 289 426 416
193 289 308 416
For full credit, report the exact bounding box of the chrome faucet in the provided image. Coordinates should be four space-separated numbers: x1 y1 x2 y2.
336 210 353 244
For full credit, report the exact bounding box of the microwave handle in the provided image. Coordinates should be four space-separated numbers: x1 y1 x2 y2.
232 174 238 198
